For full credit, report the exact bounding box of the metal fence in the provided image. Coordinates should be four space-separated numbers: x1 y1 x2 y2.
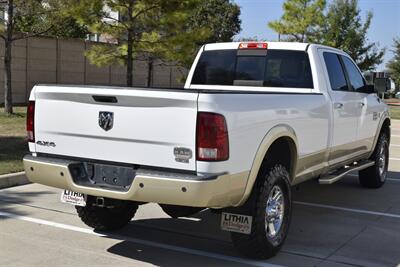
0 37 187 104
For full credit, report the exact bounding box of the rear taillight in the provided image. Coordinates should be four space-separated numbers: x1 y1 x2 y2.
196 112 229 161
27 101 35 142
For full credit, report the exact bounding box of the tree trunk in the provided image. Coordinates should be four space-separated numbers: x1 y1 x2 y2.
146 58 153 88
4 0 14 114
126 1 134 87
4 41 12 114
126 31 133 87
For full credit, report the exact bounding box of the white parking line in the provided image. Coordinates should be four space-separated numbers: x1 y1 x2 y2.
390 144 400 147
294 201 400 219
390 157 400 161
0 210 280 267
391 135 400 138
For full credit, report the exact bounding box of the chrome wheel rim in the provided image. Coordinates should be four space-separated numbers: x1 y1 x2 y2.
378 142 388 182
265 185 284 238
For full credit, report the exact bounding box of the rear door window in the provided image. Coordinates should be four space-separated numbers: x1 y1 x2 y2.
192 49 313 89
323 52 349 91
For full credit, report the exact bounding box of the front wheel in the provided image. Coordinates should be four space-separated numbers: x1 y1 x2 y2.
230 164 292 259
359 133 389 188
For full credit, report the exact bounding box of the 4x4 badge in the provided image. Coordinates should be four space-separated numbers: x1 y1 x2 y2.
174 147 192 163
99 111 114 131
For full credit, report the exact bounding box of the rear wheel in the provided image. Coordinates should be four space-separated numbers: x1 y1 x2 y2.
359 133 389 188
76 196 138 231
230 164 292 259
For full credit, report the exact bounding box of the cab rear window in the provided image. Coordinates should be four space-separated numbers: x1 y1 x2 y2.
192 49 313 89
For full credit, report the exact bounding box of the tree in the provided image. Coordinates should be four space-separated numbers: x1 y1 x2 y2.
0 0 69 114
268 0 326 43
190 0 241 44
33 17 89 39
14 0 89 39
269 0 384 71
150 0 241 83
73 0 209 87
322 0 384 71
387 38 400 90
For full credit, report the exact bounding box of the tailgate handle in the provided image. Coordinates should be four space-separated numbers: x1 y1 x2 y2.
92 95 118 103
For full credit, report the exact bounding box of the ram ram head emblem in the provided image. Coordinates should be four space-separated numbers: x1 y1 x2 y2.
98 111 114 131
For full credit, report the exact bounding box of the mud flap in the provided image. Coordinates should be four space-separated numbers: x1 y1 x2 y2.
221 212 253 234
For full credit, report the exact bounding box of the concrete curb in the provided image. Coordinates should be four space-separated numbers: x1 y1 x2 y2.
0 172 30 189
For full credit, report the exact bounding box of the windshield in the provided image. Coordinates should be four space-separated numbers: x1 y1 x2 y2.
192 49 313 89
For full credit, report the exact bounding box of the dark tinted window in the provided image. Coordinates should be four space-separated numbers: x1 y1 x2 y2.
192 50 236 85
236 56 265 80
264 50 313 88
341 56 365 91
192 49 313 88
323 52 348 91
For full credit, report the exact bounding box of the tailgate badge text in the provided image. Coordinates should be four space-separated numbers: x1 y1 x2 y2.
174 147 192 163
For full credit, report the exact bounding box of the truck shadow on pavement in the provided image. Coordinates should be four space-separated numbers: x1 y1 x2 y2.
0 190 57 219
105 175 400 266
387 170 400 179
105 209 252 267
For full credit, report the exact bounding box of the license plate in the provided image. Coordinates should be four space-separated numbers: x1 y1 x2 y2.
60 190 86 207
221 212 252 234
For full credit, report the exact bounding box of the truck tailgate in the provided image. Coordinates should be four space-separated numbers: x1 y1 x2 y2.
33 85 198 171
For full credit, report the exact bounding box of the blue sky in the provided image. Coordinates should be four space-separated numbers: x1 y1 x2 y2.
234 0 400 71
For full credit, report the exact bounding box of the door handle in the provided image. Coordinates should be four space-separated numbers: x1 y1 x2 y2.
359 102 365 108
92 95 118 103
334 102 343 109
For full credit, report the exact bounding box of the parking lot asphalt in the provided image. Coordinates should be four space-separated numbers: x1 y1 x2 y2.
2 123 400 267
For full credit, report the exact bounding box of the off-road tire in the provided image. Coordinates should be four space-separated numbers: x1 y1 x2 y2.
359 133 389 188
76 197 138 231
159 204 203 218
230 164 292 259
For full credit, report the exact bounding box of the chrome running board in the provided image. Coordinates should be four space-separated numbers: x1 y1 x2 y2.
318 160 375 185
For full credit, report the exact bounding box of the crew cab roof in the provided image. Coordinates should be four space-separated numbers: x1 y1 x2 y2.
204 41 310 51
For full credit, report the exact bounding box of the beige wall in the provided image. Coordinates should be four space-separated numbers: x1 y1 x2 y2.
0 37 187 104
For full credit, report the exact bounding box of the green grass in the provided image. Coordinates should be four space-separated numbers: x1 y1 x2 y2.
389 105 400 120
0 106 28 175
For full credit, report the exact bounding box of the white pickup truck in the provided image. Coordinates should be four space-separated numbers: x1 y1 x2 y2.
23 42 390 259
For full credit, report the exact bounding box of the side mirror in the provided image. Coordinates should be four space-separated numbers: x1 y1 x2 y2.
359 84 375 94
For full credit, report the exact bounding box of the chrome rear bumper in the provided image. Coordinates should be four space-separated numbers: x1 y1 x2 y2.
23 155 249 208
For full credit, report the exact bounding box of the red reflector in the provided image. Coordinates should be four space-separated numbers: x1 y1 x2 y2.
239 42 268 49
196 112 229 161
27 101 35 142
